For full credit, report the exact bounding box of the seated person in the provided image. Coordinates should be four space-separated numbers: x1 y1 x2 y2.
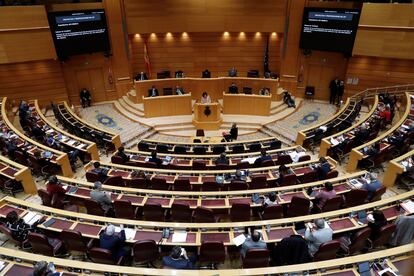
90 161 109 179
200 91 211 104
283 91 296 108
254 149 272 166
241 230 267 257
68 149 83 168
228 83 238 94
264 71 272 79
46 134 61 151
367 210 387 241
175 85 185 95
390 214 414 246
32 261 60 276
312 182 336 211
262 192 278 207
314 157 331 180
304 219 333 255
5 210 42 247
388 131 405 148
148 85 159 97
163 246 196 269
30 122 45 141
231 169 245 182
379 105 392 124
135 71 148 81
228 67 237 77
259 87 270 96
360 143 381 168
289 146 307 163
116 146 130 163
100 224 129 262
46 175 67 197
91 181 113 215
6 138 19 159
80 88 92 108
215 152 229 165
361 172 383 201
175 70 184 78
223 123 238 141
202 69 211 78
148 150 162 167
276 164 293 185
354 124 370 145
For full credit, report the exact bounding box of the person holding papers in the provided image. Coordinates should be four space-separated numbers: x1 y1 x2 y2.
100 224 129 262
367 210 387 241
304 218 333 255
241 230 267 257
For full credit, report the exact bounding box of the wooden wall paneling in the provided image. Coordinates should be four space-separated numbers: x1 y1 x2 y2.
61 54 116 105
0 6 49 29
0 6 56 64
0 60 68 106
345 56 414 97
358 3 414 27
103 0 133 98
124 0 286 34
129 32 282 78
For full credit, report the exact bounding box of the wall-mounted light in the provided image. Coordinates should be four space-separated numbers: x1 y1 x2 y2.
134 34 141 38
239 32 246 39
255 32 261 38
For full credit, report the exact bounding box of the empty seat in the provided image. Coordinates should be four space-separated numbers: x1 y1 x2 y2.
114 200 138 219
193 207 219 223
173 178 191 191
230 203 251 222
174 146 187 154
89 247 124 265
259 205 283 220
171 203 192 222
249 175 267 189
151 177 170 190
28 232 65 257
212 146 225 154
199 241 226 268
340 228 371 255
143 203 166 221
103 175 124 187
313 240 340 261
344 189 368 207
60 230 92 257
286 197 310 217
316 196 343 213
193 146 206 154
133 240 159 266
229 180 248 191
201 181 220 191
243 249 269 268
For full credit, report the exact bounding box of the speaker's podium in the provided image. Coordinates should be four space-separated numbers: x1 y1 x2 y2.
192 102 222 130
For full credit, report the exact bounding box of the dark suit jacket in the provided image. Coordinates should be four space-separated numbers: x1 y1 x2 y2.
117 151 130 163
100 230 126 261
148 157 162 167
202 70 211 78
149 88 159 97
229 86 238 94
135 73 148 81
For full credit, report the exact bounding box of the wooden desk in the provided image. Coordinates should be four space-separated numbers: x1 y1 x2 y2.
134 77 279 103
222 92 271 116
0 155 36 194
33 100 99 160
319 96 379 157
383 148 414 187
346 93 412 173
58 101 122 149
192 102 222 130
143 93 192 118
0 245 412 276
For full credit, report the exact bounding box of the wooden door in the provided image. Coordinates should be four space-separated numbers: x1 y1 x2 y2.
75 68 106 103
89 68 106 102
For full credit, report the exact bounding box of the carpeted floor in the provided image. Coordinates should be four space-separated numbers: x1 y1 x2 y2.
78 103 149 143
266 100 337 141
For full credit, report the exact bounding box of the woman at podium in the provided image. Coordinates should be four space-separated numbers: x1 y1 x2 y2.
201 92 212 104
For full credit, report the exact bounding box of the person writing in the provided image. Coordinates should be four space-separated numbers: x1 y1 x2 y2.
201 92 211 104
163 246 196 269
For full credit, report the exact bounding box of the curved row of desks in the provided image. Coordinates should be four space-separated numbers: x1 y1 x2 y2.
0 154 35 194
84 157 337 189
55 172 366 219
133 76 280 103
32 100 99 161
0 244 411 275
383 148 414 187
319 96 380 158
138 136 281 155
0 189 412 245
1 97 73 178
119 145 304 170
55 101 121 149
346 93 414 173
296 98 361 147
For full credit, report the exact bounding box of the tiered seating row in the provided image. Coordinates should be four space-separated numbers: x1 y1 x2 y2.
347 93 414 173
54 101 121 151
31 100 99 161
1 98 73 178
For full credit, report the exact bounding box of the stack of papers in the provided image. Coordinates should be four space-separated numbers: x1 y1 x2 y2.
23 211 43 226
400 200 414 214
241 157 256 165
232 234 246 246
330 138 339 146
171 232 187 243
114 227 136 240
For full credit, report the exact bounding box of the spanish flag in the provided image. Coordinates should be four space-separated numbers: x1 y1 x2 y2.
144 41 152 78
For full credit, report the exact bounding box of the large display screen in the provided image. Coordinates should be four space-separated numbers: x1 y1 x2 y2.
299 8 361 55
48 9 111 58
